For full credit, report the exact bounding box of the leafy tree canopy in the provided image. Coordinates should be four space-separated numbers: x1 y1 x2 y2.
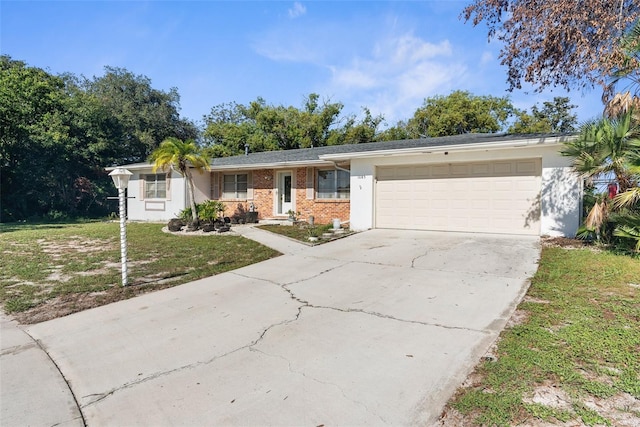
462 1 639 94
406 90 517 137
85 67 198 164
202 94 384 155
509 97 578 134
0 56 193 221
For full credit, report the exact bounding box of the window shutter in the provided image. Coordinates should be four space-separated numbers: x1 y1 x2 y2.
247 171 254 200
139 174 145 200
211 172 220 199
166 171 171 201
306 167 314 199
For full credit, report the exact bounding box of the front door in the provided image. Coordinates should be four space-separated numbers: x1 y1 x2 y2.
277 171 293 215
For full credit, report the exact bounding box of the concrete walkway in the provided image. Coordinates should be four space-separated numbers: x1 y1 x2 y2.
1 227 540 426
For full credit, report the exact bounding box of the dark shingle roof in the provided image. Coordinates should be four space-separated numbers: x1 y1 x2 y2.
209 132 574 169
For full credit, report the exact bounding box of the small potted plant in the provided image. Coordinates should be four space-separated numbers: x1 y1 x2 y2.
286 209 300 222
307 224 320 242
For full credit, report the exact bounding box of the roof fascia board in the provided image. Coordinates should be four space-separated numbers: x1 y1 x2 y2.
319 135 576 161
106 163 153 171
210 159 333 171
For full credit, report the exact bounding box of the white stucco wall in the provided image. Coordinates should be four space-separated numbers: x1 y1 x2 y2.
126 169 187 221
349 144 581 237
191 170 211 204
539 151 582 237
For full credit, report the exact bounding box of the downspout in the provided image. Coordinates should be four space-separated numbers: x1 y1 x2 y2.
330 161 350 173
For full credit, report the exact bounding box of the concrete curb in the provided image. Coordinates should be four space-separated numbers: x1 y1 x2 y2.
1 312 84 427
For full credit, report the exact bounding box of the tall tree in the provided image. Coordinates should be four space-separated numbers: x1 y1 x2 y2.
149 138 210 225
407 90 516 137
462 1 639 94
0 57 197 221
509 97 578 134
376 120 412 142
87 67 197 164
0 56 101 220
202 94 350 154
336 108 385 145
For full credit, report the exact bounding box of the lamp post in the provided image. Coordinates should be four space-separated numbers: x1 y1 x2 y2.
109 168 132 286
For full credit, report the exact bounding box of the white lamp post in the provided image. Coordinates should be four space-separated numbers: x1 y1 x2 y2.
109 168 133 286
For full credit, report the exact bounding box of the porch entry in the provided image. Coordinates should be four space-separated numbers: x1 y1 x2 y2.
276 171 293 215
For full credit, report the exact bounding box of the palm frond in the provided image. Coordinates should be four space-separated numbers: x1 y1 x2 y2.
613 224 640 252
576 226 597 241
585 200 609 231
612 187 640 210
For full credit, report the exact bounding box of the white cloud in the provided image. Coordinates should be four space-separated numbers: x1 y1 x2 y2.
329 65 378 89
288 2 306 19
324 34 466 122
376 35 452 64
254 39 319 63
253 22 469 122
480 51 493 66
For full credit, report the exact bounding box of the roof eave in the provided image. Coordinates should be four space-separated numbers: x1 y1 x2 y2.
210 159 333 171
319 135 576 161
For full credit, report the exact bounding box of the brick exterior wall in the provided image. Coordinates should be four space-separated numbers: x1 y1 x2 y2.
293 168 350 225
212 167 350 225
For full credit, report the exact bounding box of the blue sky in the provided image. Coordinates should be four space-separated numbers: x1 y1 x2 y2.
2 0 605 129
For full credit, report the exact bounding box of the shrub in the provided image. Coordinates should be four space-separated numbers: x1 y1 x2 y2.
198 200 226 223
177 206 193 222
177 201 226 224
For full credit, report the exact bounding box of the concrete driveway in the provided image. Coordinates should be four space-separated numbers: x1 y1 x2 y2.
17 228 540 426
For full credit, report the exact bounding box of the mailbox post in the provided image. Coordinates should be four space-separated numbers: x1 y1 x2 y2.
109 168 133 286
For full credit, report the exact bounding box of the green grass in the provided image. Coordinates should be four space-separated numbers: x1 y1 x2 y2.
0 221 279 322
257 223 347 243
448 247 640 426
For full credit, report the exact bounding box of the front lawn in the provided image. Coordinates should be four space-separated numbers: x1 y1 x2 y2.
440 245 640 426
0 221 279 323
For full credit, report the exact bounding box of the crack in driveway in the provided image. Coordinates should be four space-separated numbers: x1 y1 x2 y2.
249 345 389 424
86 264 486 404
80 305 305 408
233 260 487 333
78 254 491 409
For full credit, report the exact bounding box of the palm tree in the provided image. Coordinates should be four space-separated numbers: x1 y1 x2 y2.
562 110 640 237
563 111 639 192
149 137 211 225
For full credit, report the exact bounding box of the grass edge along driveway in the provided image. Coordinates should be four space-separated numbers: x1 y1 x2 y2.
0 221 279 324
439 245 640 427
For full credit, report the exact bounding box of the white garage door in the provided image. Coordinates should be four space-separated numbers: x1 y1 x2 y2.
375 159 541 235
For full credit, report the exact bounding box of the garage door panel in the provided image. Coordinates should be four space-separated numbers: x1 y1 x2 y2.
396 169 413 179
414 166 431 178
493 162 513 174
516 180 538 191
429 180 448 192
471 199 489 209
471 163 491 175
432 165 450 176
516 160 537 174
451 164 469 175
375 159 541 235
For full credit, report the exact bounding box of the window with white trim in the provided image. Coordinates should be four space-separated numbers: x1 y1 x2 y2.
144 174 166 199
317 169 350 199
223 173 248 199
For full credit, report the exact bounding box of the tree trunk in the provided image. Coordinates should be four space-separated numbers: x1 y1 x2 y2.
185 168 199 225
